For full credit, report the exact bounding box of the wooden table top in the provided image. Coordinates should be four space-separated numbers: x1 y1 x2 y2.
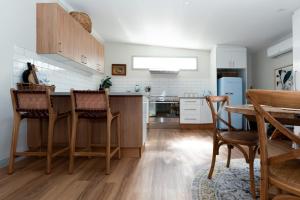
225 104 300 125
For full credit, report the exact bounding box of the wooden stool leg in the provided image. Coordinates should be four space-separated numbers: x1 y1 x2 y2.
8 114 21 174
39 119 43 154
226 145 232 168
208 138 218 179
46 115 56 174
87 120 92 158
69 114 78 174
248 146 256 199
117 116 121 159
106 117 111 175
67 115 71 147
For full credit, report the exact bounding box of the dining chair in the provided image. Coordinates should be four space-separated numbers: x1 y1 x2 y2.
206 96 259 199
9 89 70 174
69 89 121 175
247 89 300 200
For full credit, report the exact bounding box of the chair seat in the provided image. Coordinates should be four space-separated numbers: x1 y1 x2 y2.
269 159 300 196
220 131 258 146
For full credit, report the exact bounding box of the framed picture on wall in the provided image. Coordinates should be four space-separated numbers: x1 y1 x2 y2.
274 65 294 90
112 64 126 76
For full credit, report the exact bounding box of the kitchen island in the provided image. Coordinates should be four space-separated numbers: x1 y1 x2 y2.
27 92 149 157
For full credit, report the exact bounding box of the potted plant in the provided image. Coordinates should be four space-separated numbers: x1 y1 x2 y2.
99 76 112 93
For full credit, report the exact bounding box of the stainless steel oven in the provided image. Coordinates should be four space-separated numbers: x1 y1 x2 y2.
149 96 179 128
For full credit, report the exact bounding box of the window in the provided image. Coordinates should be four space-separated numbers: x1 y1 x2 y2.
132 57 197 71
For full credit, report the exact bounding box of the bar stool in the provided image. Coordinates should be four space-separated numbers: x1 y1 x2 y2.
8 89 71 174
69 90 121 175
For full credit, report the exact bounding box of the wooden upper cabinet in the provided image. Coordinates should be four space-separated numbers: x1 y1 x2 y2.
36 3 104 74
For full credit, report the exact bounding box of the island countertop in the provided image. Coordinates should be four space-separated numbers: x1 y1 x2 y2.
52 91 147 97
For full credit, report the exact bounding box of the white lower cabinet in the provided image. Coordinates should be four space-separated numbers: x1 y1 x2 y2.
180 98 212 124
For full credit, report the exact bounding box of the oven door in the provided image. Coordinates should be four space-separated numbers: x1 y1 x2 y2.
149 101 179 118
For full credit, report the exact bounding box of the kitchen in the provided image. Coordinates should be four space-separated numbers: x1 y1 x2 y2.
1 0 300 200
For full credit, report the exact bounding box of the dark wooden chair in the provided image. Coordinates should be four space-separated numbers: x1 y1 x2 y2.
9 89 70 174
247 89 300 200
69 89 121 175
206 96 259 198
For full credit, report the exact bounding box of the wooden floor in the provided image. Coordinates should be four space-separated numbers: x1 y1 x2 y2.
0 129 289 200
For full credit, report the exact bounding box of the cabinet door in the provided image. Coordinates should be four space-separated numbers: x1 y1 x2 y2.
216 48 232 68
73 24 89 65
216 47 247 69
99 43 105 71
231 49 247 68
199 99 213 124
85 35 94 68
94 40 105 73
57 6 74 59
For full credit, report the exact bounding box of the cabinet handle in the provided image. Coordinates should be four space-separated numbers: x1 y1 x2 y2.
58 42 62 53
85 56 88 65
184 108 197 111
81 55 87 64
184 100 197 103
184 118 197 120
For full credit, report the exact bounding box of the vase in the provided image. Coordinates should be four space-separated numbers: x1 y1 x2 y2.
104 88 110 95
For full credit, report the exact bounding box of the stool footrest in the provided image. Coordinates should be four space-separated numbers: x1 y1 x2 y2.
15 152 46 157
110 147 120 158
74 152 106 157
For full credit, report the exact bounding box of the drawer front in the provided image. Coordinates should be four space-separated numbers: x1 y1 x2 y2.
180 113 201 124
180 99 201 106
180 115 201 124
180 105 200 113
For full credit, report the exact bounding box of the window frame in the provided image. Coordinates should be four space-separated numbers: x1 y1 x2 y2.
131 56 198 71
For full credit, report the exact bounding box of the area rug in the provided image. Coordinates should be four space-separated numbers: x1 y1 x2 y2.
192 159 260 200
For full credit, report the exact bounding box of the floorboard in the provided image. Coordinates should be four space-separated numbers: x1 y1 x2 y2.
0 129 289 200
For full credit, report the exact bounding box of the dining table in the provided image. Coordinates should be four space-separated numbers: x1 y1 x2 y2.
225 104 300 148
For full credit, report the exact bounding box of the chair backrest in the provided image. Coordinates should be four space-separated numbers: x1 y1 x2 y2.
206 96 235 132
11 89 52 112
70 90 109 112
247 89 300 198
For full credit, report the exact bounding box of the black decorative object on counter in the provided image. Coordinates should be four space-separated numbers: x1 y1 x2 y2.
22 62 39 84
99 76 112 90
144 86 151 93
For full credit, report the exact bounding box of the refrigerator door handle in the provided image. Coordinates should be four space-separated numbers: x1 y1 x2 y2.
225 92 234 95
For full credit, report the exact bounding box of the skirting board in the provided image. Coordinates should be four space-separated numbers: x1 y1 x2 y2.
180 123 214 130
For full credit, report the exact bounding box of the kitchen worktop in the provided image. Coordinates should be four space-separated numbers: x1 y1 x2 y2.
179 96 207 99
52 91 147 97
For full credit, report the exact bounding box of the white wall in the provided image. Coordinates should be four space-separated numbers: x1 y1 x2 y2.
104 42 212 96
0 0 103 165
294 9 300 90
252 38 293 89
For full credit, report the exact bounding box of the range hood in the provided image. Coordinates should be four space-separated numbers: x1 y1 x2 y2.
149 68 179 74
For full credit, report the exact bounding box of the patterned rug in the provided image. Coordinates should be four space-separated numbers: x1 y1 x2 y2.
192 159 260 200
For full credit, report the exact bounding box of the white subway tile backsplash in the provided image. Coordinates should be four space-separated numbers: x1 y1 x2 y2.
12 46 103 92
110 76 211 97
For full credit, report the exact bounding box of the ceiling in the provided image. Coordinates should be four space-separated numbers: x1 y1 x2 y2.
62 0 300 51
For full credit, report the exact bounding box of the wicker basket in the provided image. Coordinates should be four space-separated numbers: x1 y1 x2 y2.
17 83 55 92
70 12 92 33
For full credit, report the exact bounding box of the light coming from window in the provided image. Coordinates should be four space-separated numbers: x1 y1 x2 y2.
132 57 197 71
